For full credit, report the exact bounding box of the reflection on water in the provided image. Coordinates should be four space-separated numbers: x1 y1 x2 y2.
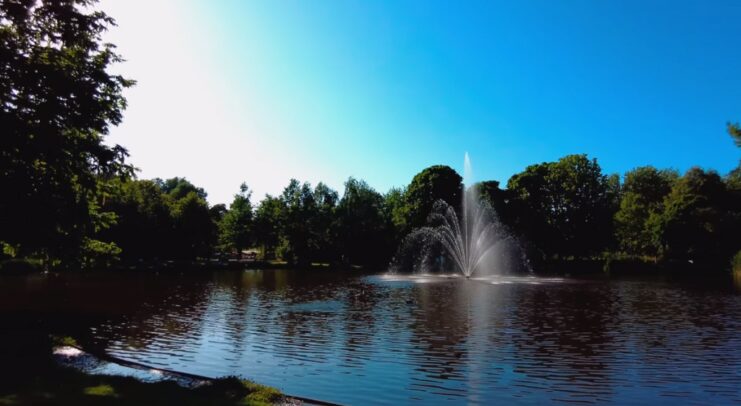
1 270 740 404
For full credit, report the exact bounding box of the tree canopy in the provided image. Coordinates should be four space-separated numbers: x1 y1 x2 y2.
0 0 133 268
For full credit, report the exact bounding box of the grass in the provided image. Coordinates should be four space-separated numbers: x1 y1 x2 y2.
0 366 285 405
0 336 285 405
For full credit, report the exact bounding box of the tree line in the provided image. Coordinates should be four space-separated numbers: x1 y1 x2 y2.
1 1 739 272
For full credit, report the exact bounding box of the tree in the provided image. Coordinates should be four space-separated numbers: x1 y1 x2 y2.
336 178 389 267
171 191 213 260
507 154 614 258
101 179 173 261
728 122 741 148
0 0 134 268
614 167 678 256
383 187 409 242
405 165 463 232
726 122 741 190
474 180 511 222
312 182 339 263
279 179 318 266
253 195 285 259
649 167 739 265
219 183 253 254
156 177 207 201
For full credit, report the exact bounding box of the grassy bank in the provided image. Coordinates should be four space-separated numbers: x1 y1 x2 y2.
0 335 285 406
0 368 283 406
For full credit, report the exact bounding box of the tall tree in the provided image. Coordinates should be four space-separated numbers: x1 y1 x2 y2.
336 178 389 267
279 179 317 266
507 154 614 258
170 191 213 260
253 195 285 259
101 179 173 261
726 122 741 190
614 167 678 256
649 168 739 265
157 177 208 201
219 183 253 254
728 122 741 148
0 0 134 267
405 165 463 232
312 182 339 263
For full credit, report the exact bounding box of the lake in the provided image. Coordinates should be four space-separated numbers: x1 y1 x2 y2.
1 269 739 405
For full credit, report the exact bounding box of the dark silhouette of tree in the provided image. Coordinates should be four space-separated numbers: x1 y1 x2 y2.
156 177 208 201
614 167 678 256
728 122 741 148
507 155 614 259
0 0 134 268
218 183 253 254
278 179 319 266
649 167 739 266
335 178 389 267
404 165 463 232
253 195 284 260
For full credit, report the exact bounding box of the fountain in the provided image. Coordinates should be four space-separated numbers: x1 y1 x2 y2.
393 153 528 277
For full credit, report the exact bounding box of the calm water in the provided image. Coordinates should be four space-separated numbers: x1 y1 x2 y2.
2 269 740 404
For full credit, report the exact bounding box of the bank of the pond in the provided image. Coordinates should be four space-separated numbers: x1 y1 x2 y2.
0 339 285 405
0 336 332 406
51 340 340 406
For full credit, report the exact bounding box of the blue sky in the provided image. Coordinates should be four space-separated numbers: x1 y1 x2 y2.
102 0 741 204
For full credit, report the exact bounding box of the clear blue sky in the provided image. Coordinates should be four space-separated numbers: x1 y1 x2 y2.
103 0 741 205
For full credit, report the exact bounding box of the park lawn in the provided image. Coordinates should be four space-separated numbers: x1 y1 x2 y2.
0 365 283 406
0 336 285 406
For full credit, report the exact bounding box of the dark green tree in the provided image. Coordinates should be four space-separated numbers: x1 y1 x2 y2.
253 195 285 260
156 177 208 201
507 154 614 258
383 187 409 243
336 178 389 267
614 167 678 256
474 180 511 222
171 191 213 260
312 182 339 263
219 183 253 254
405 165 463 231
101 179 173 261
648 167 739 265
279 179 318 266
726 122 741 190
728 122 741 148
0 0 134 268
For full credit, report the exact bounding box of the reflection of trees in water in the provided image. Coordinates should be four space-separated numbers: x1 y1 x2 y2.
406 282 474 383
618 281 741 400
86 273 214 358
509 282 619 400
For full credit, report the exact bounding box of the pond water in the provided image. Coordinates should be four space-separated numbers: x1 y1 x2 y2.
2 269 740 405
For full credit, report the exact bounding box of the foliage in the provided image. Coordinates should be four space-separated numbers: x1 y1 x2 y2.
278 179 330 266
383 187 409 241
404 165 463 232
171 191 213 260
156 177 208 201
335 178 390 267
728 122 741 148
648 167 740 265
614 166 678 256
507 154 614 259
733 250 741 272
253 195 284 259
0 0 134 269
219 183 253 253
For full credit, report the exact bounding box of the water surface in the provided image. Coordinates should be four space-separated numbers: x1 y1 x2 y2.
2 269 739 404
